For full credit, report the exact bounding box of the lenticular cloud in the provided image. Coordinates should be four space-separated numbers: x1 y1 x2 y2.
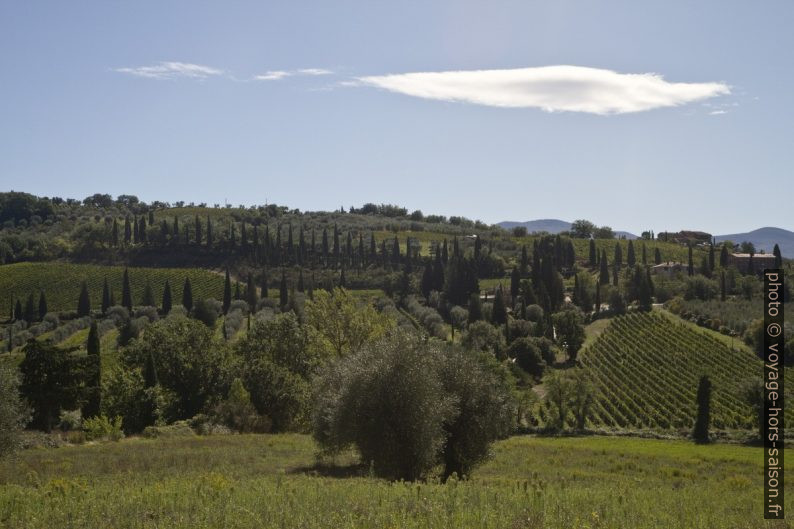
357 65 730 115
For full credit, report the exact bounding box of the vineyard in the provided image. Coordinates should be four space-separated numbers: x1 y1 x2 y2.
580 311 793 431
0 262 225 313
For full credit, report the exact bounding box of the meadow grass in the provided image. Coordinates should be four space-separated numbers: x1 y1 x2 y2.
0 433 789 528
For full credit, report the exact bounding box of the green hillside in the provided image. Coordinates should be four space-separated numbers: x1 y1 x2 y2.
0 262 224 312
580 311 792 431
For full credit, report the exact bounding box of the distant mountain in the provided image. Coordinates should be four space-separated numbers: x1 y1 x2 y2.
498 219 638 239
714 227 794 258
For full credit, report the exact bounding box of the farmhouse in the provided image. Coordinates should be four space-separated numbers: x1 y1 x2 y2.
651 261 685 277
726 253 776 274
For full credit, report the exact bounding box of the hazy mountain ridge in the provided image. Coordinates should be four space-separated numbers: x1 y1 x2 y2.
500 220 794 257
714 227 794 258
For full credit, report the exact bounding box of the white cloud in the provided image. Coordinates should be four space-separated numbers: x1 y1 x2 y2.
356 65 730 115
710 110 728 115
115 61 223 80
253 70 290 81
253 68 333 81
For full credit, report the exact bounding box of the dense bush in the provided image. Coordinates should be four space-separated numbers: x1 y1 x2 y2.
506 338 546 378
313 330 513 481
121 316 231 419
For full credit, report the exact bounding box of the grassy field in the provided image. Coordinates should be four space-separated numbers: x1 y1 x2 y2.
0 262 225 312
0 433 788 528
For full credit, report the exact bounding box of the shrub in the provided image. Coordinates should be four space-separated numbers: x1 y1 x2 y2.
193 298 220 328
506 338 546 378
142 421 196 439
212 378 271 433
58 409 82 431
83 415 124 441
313 330 514 481
461 321 506 359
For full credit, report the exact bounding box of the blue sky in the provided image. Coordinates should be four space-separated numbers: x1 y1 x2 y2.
0 1 791 235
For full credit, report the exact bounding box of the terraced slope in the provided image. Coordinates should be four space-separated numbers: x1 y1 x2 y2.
580 311 792 431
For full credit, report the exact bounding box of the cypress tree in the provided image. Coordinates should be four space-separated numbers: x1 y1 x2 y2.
112 218 119 247
641 243 647 265
297 269 305 293
720 245 729 267
77 281 91 317
693 375 712 443
468 292 483 323
139 216 147 244
333 225 340 265
143 351 158 388
195 215 202 246
223 269 232 314
142 281 155 307
83 320 101 419
588 239 596 267
241 222 249 253
773 244 782 269
627 240 636 267
246 273 257 310
172 215 180 243
492 286 507 325
358 233 364 268
340 266 347 288
182 277 193 312
38 291 48 320
183 224 189 246
133 217 139 244
687 244 694 276
599 250 610 285
614 242 623 271
121 268 133 311
392 237 400 266
23 293 36 323
148 210 155 226
510 267 521 304
260 269 268 298
322 228 329 266
279 271 288 308
101 278 111 314
234 281 241 301
162 279 172 314
369 234 377 264
708 244 715 272
124 216 132 245
520 245 529 275
654 247 662 265
206 216 213 247
595 281 601 314
14 299 22 321
720 270 727 302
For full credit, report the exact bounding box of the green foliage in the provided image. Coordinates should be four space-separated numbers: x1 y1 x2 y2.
234 313 314 432
122 317 230 419
461 321 506 359
506 337 546 378
693 375 712 443
304 288 395 358
0 366 28 458
313 330 513 481
19 340 86 432
83 415 124 441
552 308 585 362
192 298 220 328
102 367 170 434
212 378 271 433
